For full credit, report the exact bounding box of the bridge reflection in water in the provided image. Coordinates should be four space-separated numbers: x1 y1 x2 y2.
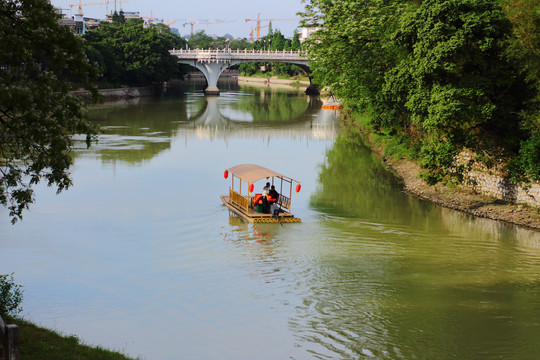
82 84 340 166
176 95 339 144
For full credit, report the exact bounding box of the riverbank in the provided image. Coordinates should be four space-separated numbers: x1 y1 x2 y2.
344 119 540 231
1 316 134 360
238 75 310 89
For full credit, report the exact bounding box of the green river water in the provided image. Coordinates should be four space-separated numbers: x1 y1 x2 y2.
1 80 539 359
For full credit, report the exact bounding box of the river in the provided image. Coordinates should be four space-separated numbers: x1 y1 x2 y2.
1 80 540 360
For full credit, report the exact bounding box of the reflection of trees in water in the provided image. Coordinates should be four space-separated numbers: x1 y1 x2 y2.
77 98 189 165
310 127 428 224
312 127 540 242
78 86 333 165
298 128 540 359
231 87 314 123
186 87 320 125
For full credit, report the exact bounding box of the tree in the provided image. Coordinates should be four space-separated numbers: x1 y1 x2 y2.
84 19 186 85
188 30 214 49
229 38 251 50
0 273 23 318
291 32 301 51
0 0 99 223
500 0 540 95
385 0 534 182
301 0 538 184
111 10 126 24
300 0 405 119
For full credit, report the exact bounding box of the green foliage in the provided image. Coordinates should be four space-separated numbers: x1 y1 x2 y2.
418 137 461 184
500 0 540 93
238 30 305 77
188 30 214 49
301 0 539 184
302 0 408 134
83 19 186 86
9 317 135 359
0 273 23 318
0 0 99 223
381 134 414 160
238 62 260 76
291 32 301 51
229 38 251 50
507 131 540 183
187 31 251 50
111 10 126 24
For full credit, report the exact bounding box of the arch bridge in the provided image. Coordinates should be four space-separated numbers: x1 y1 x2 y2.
169 49 310 95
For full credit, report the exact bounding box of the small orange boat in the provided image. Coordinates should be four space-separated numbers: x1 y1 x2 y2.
221 164 301 223
322 103 342 110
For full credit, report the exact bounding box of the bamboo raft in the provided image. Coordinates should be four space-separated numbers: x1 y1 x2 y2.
221 164 302 223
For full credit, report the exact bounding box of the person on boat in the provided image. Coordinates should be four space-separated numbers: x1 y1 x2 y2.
268 185 279 204
261 189 270 213
263 182 270 193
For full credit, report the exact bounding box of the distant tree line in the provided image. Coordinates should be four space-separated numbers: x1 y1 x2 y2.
187 31 251 50
301 0 540 185
238 27 305 77
83 12 188 86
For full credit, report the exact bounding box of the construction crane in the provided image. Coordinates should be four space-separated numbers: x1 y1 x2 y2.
141 11 162 24
69 0 127 16
182 19 236 37
245 13 299 40
250 25 269 42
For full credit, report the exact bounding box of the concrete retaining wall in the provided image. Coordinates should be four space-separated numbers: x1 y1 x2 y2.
455 150 540 207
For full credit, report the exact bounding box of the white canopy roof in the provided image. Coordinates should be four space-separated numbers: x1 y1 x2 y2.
227 164 298 184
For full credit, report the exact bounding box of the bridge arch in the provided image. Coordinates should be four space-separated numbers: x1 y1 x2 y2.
170 49 310 95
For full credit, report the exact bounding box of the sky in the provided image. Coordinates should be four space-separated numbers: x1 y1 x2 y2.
51 0 306 39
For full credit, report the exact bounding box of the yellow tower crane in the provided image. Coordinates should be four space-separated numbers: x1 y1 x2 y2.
182 19 236 37
69 0 127 16
244 13 299 41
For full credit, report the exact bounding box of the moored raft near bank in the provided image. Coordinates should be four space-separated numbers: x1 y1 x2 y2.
322 103 342 110
221 164 301 223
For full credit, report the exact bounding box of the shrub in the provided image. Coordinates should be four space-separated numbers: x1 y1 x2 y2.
0 273 23 318
507 131 540 183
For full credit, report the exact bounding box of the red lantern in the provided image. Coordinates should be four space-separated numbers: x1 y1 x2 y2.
224 170 228 179
296 184 301 193
248 183 254 193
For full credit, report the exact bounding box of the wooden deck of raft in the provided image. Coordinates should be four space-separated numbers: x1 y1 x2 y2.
221 195 301 223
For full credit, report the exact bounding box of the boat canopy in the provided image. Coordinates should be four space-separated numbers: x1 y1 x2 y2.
227 164 298 184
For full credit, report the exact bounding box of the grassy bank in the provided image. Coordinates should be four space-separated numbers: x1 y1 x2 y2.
1 316 135 360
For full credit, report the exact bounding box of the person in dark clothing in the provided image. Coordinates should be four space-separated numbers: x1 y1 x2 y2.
268 185 279 203
261 194 270 213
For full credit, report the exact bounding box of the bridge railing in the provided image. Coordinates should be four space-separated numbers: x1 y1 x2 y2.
169 49 307 63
